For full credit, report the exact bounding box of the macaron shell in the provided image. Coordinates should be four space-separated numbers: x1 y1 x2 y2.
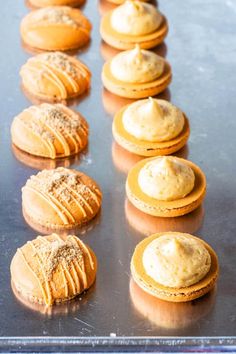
20 53 91 102
11 280 82 315
21 83 86 104
28 0 85 8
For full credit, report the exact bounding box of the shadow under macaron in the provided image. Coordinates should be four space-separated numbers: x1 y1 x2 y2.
12 144 89 171
125 198 204 237
22 207 102 237
129 278 215 330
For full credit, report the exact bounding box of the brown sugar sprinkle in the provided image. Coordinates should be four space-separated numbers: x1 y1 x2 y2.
21 116 54 141
34 7 78 28
44 53 78 77
20 104 85 140
37 104 82 134
32 236 83 280
27 167 99 204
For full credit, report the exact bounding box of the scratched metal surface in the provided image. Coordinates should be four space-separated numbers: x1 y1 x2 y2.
0 0 236 351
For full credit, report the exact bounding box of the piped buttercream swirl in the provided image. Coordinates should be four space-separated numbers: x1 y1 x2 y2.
111 0 162 36
123 98 185 142
110 45 164 83
138 156 195 201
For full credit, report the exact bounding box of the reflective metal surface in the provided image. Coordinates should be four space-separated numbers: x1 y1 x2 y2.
0 0 236 351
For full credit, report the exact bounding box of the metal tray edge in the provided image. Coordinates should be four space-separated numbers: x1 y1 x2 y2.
1 336 236 352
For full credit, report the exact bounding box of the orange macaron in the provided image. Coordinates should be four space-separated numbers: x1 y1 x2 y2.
21 6 91 51
11 233 97 306
20 52 91 103
131 232 219 302
100 1 168 50
22 167 102 231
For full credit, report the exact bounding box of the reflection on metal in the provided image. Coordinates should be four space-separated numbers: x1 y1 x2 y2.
1 0 236 351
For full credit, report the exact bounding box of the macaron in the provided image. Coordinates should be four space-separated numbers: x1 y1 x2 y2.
22 167 102 231
100 1 168 50
102 45 171 99
11 104 89 159
21 6 91 51
20 52 90 102
126 156 206 217
113 98 190 156
11 233 97 306
131 232 219 302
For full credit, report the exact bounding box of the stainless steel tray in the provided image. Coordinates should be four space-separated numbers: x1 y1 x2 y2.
0 0 236 352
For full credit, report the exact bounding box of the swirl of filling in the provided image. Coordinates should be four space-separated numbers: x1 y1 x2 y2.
138 156 195 201
142 233 211 288
110 45 164 83
111 0 162 36
123 98 185 142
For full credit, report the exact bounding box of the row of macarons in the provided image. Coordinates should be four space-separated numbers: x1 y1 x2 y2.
11 0 101 309
98 0 219 306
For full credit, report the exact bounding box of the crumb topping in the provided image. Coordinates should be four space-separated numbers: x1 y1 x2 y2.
35 8 78 28
27 167 95 205
21 53 91 97
21 104 83 140
33 236 83 280
43 53 78 77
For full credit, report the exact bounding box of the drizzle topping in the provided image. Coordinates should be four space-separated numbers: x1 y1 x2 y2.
23 104 85 139
20 52 91 99
13 103 88 158
15 234 95 306
33 236 83 280
25 167 100 204
22 167 102 226
44 52 78 77
33 7 79 28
